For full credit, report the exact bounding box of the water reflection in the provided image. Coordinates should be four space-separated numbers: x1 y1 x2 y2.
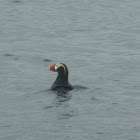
53 85 88 102
55 90 72 102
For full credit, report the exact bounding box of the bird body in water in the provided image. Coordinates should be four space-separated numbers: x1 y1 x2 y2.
49 63 73 92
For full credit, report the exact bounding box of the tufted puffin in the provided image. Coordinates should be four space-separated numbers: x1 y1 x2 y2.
50 63 73 91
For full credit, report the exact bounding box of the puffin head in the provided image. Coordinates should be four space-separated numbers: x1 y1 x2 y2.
50 63 68 75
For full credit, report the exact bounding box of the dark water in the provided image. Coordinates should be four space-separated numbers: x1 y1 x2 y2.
0 0 140 140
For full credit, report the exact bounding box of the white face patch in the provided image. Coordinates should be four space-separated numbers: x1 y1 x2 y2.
55 63 60 70
54 63 68 75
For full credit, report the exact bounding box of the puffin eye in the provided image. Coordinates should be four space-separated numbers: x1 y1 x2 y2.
55 64 60 70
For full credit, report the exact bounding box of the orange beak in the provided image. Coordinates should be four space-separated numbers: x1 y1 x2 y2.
50 64 56 72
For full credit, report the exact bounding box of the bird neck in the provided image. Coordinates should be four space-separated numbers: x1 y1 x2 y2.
56 71 68 83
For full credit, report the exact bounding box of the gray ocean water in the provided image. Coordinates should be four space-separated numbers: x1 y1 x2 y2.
0 0 140 140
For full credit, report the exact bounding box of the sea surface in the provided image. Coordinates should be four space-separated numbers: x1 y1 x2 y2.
0 0 140 140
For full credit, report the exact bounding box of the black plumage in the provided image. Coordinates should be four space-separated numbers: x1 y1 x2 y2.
50 63 73 91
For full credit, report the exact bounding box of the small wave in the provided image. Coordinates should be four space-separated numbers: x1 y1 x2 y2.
73 85 88 90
